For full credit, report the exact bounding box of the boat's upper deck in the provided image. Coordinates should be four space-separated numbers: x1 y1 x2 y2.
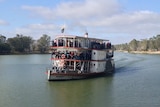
51 35 112 50
54 35 109 41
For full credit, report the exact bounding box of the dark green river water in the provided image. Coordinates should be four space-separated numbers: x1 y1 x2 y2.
0 52 160 107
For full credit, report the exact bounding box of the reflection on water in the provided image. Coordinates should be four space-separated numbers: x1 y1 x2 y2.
0 53 160 107
47 77 114 107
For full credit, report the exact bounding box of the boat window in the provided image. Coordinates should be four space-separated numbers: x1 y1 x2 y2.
74 38 81 48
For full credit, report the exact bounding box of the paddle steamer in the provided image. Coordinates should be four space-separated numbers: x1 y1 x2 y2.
47 33 114 80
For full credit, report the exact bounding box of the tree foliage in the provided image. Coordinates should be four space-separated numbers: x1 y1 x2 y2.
115 35 160 51
0 34 52 54
37 34 51 53
129 39 138 51
7 34 33 52
0 43 11 54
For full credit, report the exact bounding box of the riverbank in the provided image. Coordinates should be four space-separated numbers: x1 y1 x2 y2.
116 50 160 55
0 51 50 55
130 51 160 54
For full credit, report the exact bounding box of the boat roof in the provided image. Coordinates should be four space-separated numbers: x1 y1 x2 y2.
55 34 109 41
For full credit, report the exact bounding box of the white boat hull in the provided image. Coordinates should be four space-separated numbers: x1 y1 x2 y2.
47 68 114 81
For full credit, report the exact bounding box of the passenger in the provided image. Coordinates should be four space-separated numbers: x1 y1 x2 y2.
63 39 65 46
102 43 105 49
107 42 109 49
100 42 104 49
70 40 73 47
79 52 84 60
109 42 112 49
91 41 96 49
74 55 80 60
75 40 78 47
67 40 71 47
93 44 96 49
52 51 55 55
97 43 100 49
54 40 57 46
70 51 74 59
74 53 80 60
86 52 90 60
107 42 111 49
91 41 93 48
79 42 81 47
65 40 68 47
55 52 59 58
66 52 70 59
61 52 67 59
89 52 91 60
52 41 54 46
106 42 109 49
51 51 55 58
58 40 60 46
59 39 64 46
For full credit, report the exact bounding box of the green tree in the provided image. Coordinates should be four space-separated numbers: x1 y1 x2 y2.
37 34 51 53
114 34 160 52
0 43 11 54
114 43 129 51
7 34 33 52
138 39 149 51
155 35 160 50
129 39 138 51
148 38 156 51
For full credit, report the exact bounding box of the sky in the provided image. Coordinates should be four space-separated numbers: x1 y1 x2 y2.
0 0 160 44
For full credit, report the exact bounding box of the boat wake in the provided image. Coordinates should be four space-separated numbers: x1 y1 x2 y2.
114 52 145 75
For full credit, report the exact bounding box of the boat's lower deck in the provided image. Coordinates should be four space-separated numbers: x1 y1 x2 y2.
47 65 114 81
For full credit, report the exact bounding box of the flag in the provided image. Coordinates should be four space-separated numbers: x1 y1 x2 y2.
61 24 65 33
61 27 64 33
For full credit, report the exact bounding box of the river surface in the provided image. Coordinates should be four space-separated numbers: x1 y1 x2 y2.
0 52 160 107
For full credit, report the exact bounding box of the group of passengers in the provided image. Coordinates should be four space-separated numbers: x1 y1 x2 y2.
91 41 112 49
52 39 112 49
52 50 91 60
52 39 80 47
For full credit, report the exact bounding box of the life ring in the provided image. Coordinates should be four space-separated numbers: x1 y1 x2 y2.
61 54 66 59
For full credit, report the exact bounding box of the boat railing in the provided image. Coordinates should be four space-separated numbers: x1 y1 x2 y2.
50 45 113 50
51 38 112 50
51 58 91 73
